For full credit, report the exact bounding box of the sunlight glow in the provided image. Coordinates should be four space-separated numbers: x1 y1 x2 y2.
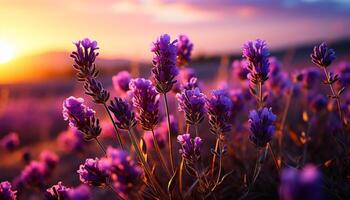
0 40 15 64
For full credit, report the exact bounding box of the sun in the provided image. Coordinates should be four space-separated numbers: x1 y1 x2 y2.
0 40 15 64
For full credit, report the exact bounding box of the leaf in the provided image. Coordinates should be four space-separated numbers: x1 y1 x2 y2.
338 87 346 96
139 137 148 160
168 167 179 193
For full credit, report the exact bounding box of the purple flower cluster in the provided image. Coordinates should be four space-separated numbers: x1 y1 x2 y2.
177 35 193 67
19 161 47 188
39 150 59 170
280 165 322 200
248 107 277 147
99 147 143 198
45 182 91 200
77 158 109 187
177 133 202 165
62 96 101 140
0 132 19 151
45 181 69 200
242 39 270 85
112 70 131 94
336 61 350 88
206 89 233 134
128 78 159 131
71 38 110 104
70 38 99 81
176 87 206 125
0 181 16 200
151 34 179 93
310 95 327 113
311 42 336 68
108 97 136 130
297 68 321 90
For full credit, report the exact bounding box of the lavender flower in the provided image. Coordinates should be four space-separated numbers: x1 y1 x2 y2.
248 107 277 147
0 181 16 200
310 95 327 113
311 42 336 68
39 150 59 170
242 39 270 85
70 38 99 81
206 89 232 134
45 181 70 200
177 35 193 67
84 78 110 104
62 96 101 140
20 161 47 188
151 34 179 93
0 132 19 151
128 78 159 131
77 158 109 187
100 147 143 198
336 62 350 88
112 70 131 94
229 89 245 120
108 97 136 130
67 185 92 200
232 59 249 81
280 165 322 200
176 87 206 125
177 133 202 165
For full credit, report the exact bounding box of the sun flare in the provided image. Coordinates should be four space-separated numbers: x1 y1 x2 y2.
0 40 15 64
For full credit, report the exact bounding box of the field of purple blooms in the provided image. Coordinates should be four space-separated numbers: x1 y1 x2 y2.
0 34 350 200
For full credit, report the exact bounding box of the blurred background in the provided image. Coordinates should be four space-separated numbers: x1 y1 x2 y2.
0 0 349 196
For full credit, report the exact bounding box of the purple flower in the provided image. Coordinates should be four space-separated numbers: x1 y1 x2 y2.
176 87 206 125
151 34 179 93
297 68 321 90
62 96 101 140
242 39 270 85
100 147 143 198
177 35 193 67
232 59 249 81
70 38 99 81
248 107 277 147
84 78 110 104
45 181 70 200
128 78 159 131
67 185 92 200
177 134 202 165
108 97 136 130
310 95 327 113
0 181 16 200
39 150 59 170
112 71 131 94
311 42 336 68
280 165 322 200
0 132 19 151
20 161 47 188
57 128 85 153
77 158 109 187
206 89 232 134
229 89 245 120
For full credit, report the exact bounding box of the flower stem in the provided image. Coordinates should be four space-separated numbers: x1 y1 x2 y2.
103 103 124 150
268 143 280 171
179 157 184 196
210 135 220 176
258 81 263 108
163 92 175 173
108 184 125 200
151 129 171 177
322 67 344 126
94 137 106 155
195 124 199 137
127 129 165 198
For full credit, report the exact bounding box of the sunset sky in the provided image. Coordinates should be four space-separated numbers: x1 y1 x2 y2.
0 0 350 83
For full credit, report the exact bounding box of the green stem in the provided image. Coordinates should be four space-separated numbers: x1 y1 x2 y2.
163 92 175 173
151 129 171 177
103 103 124 150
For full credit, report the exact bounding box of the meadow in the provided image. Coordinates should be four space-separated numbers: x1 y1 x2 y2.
0 34 350 200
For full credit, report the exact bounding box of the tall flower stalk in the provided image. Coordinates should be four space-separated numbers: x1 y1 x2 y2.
310 42 345 125
151 34 179 173
70 38 124 149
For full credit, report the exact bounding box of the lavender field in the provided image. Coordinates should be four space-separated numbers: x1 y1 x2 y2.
1 1 350 200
